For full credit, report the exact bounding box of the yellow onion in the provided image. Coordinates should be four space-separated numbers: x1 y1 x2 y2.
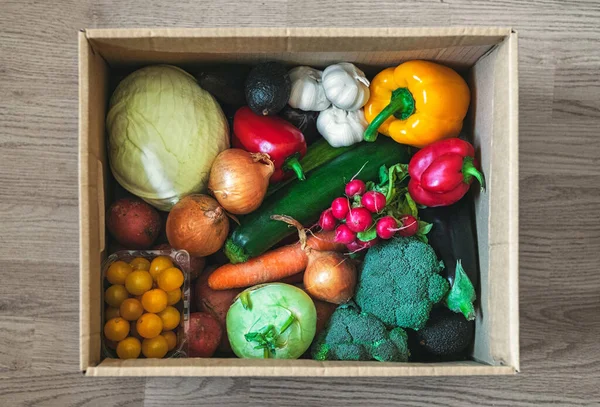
208 149 275 215
304 251 357 304
272 215 357 304
166 195 229 257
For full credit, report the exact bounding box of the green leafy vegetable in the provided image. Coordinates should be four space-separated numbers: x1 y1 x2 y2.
107 65 230 211
445 260 477 320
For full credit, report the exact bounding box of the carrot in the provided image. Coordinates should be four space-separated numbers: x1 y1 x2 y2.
208 230 345 290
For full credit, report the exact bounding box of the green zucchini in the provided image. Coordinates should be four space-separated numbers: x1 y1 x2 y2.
266 139 356 197
224 137 411 263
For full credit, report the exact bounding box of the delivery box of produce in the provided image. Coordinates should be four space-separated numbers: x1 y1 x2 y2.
79 27 518 376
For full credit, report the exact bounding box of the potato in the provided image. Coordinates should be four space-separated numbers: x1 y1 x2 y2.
187 312 222 358
107 198 161 249
154 243 205 280
194 268 241 353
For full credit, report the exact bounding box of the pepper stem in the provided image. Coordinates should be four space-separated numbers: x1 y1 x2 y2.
462 156 486 191
282 153 306 181
364 88 415 142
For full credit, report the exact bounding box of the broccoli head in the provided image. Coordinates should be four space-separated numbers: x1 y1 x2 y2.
354 237 449 330
311 302 409 362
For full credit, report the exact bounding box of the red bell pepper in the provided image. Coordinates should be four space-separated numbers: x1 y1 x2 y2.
233 106 307 183
408 138 485 207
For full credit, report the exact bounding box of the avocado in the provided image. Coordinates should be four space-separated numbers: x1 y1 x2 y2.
409 307 474 361
196 64 250 106
279 105 320 145
245 62 291 116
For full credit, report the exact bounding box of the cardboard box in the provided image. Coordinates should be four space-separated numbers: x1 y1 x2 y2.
79 27 519 376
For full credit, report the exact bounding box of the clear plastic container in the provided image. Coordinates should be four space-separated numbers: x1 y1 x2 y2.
101 249 191 359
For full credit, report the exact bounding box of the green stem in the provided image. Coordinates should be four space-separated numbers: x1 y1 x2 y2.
364 88 415 142
279 313 296 334
462 156 486 191
240 292 252 310
282 153 306 181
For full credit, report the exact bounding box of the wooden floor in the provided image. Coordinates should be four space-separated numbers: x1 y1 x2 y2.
1 0 600 405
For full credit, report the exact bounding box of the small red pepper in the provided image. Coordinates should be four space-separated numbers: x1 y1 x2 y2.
408 138 485 207
233 106 307 183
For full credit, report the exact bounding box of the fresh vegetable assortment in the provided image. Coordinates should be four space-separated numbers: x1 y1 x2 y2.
103 59 485 362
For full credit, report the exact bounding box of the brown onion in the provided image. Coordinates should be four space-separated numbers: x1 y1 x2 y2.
272 215 357 304
304 251 357 304
208 149 275 215
166 195 229 257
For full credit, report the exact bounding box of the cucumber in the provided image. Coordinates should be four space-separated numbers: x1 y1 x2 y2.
224 137 411 263
266 139 356 197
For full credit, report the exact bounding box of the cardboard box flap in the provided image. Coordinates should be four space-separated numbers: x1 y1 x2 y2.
85 27 510 69
470 32 519 371
86 358 516 377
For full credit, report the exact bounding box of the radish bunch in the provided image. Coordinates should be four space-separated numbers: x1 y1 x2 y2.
318 178 419 252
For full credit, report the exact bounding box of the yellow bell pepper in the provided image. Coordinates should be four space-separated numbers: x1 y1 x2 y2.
363 60 470 148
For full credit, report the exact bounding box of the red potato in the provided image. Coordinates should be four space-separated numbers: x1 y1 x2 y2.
195 268 242 353
187 312 222 358
154 243 205 280
107 198 162 249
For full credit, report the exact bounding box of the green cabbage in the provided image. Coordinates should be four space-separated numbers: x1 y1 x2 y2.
106 65 229 211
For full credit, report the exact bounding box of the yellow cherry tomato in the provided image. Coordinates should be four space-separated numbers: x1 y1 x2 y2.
106 261 133 285
149 256 174 281
105 306 120 321
141 289 168 313
162 331 177 351
104 317 130 342
136 313 163 338
119 298 144 321
142 335 168 358
105 285 129 308
130 257 150 271
157 306 181 331
117 337 141 360
165 288 182 306
157 267 184 292
125 270 153 296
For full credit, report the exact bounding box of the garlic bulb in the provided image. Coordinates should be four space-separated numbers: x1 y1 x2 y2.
288 66 331 111
322 63 370 111
317 106 368 147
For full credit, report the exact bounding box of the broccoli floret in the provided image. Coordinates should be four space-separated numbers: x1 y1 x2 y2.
355 237 449 330
311 303 409 362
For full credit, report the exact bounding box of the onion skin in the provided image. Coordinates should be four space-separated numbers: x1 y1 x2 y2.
208 149 274 215
304 251 357 304
166 195 229 257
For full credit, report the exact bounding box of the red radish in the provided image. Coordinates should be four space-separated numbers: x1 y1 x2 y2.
335 224 356 244
345 179 366 197
331 197 350 220
376 216 399 239
318 209 337 231
346 207 373 233
361 191 387 213
346 238 379 252
398 215 419 237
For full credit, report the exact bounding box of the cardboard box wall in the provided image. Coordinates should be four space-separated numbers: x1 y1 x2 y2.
79 27 519 376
